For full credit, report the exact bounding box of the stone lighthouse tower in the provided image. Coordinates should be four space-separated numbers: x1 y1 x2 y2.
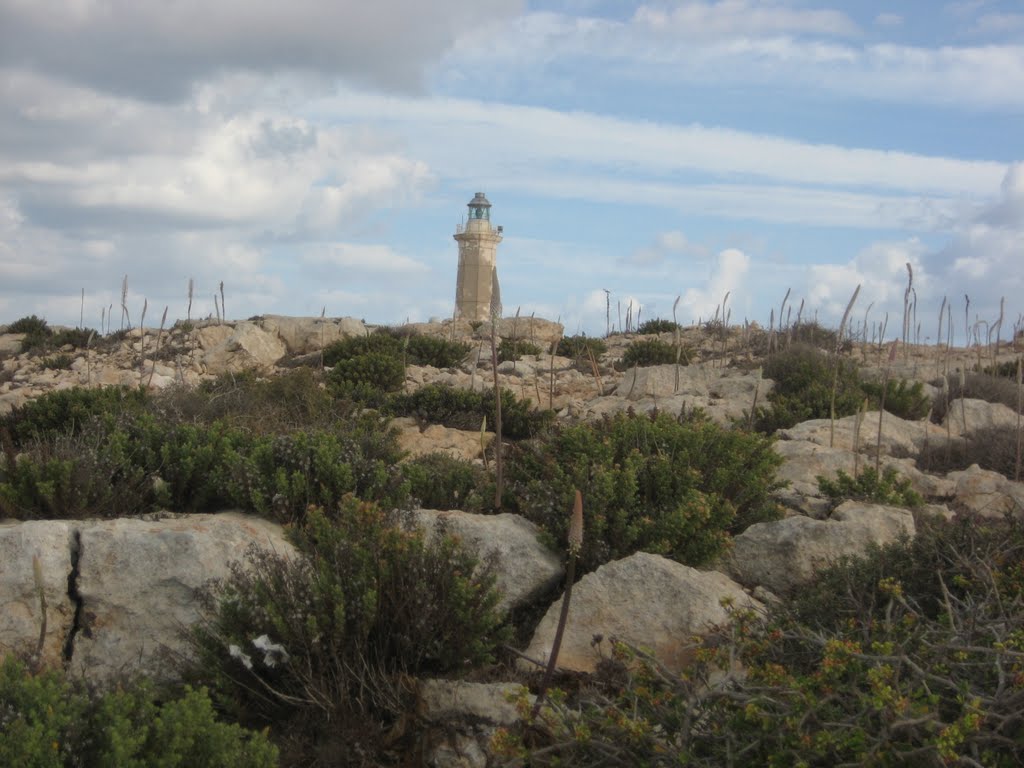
454 192 502 322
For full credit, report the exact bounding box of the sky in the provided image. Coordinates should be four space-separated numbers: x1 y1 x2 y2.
1 0 1022 339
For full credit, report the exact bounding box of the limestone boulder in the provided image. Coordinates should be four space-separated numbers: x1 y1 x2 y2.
197 322 287 374
69 512 295 684
0 388 31 416
409 510 562 613
942 398 1020 435
393 417 492 463
0 333 25 356
523 552 761 674
418 679 533 727
779 411 943 456
947 465 1024 518
0 521 77 668
496 317 564 348
260 315 366 355
721 501 916 594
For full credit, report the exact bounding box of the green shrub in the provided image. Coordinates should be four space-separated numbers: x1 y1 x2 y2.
0 656 277 768
497 338 542 362
50 328 96 349
618 338 684 369
504 411 783 574
7 315 49 335
402 452 485 511
753 343 862 433
2 386 148 448
326 351 405 402
861 378 931 420
220 427 407 523
386 383 554 440
154 368 338 435
40 354 73 371
556 335 607 360
915 424 1020 479
636 318 679 334
321 333 401 367
404 334 471 368
192 500 508 766
501 515 1024 767
817 466 923 509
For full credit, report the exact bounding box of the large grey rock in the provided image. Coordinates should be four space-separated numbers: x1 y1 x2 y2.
780 411 943 456
523 552 761 674
393 418 492 463
410 510 562 614
197 322 287 374
0 521 76 668
496 316 564 348
260 315 366 355
947 465 1024 518
418 679 532 727
943 398 1020 435
0 333 25 355
70 512 295 684
722 501 916 594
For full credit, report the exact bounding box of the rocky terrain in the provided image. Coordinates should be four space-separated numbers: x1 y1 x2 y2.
1 314 1022 766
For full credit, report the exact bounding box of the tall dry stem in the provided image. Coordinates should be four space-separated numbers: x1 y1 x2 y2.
876 341 898 474
490 315 503 510
830 284 860 448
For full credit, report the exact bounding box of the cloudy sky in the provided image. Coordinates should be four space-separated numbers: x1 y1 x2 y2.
1 0 1022 337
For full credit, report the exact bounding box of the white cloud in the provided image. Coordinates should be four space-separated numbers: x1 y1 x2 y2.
874 13 903 28
624 230 707 266
680 248 750 321
0 0 524 98
300 244 429 274
633 1 859 39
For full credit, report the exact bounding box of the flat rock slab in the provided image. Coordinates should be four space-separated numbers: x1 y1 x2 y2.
70 512 295 684
0 520 76 668
410 510 562 614
523 552 761 675
721 501 916 594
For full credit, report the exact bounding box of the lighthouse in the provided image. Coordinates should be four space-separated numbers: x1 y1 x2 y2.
453 192 502 322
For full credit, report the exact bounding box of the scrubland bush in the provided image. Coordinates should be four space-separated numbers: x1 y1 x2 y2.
2 386 148 448
402 452 485 510
916 424 1021 479
556 334 607 360
636 318 679 335
861 377 932 421
0 655 277 767
817 466 923 509
192 500 508 766
498 337 542 362
386 382 554 440
617 337 685 369
498 514 1024 767
504 410 783 574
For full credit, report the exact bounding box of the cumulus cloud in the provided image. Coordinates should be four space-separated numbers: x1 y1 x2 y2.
300 244 429 274
623 230 707 266
679 248 750 321
633 1 859 39
0 0 523 99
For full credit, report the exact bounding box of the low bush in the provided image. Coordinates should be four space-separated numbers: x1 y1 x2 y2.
504 410 783 574
556 335 607 360
753 343 862 433
7 315 49 335
636 318 679 335
40 354 73 371
861 377 932 421
404 333 471 368
916 425 1021 479
0 655 277 767
402 452 485 510
326 351 405 402
817 466 923 509
192 500 508 766
617 338 685 370
498 338 542 362
386 383 554 440
1 385 148 448
321 333 401 367
499 515 1024 767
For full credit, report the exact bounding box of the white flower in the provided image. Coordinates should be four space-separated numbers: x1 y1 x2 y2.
228 644 253 670
252 634 289 667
